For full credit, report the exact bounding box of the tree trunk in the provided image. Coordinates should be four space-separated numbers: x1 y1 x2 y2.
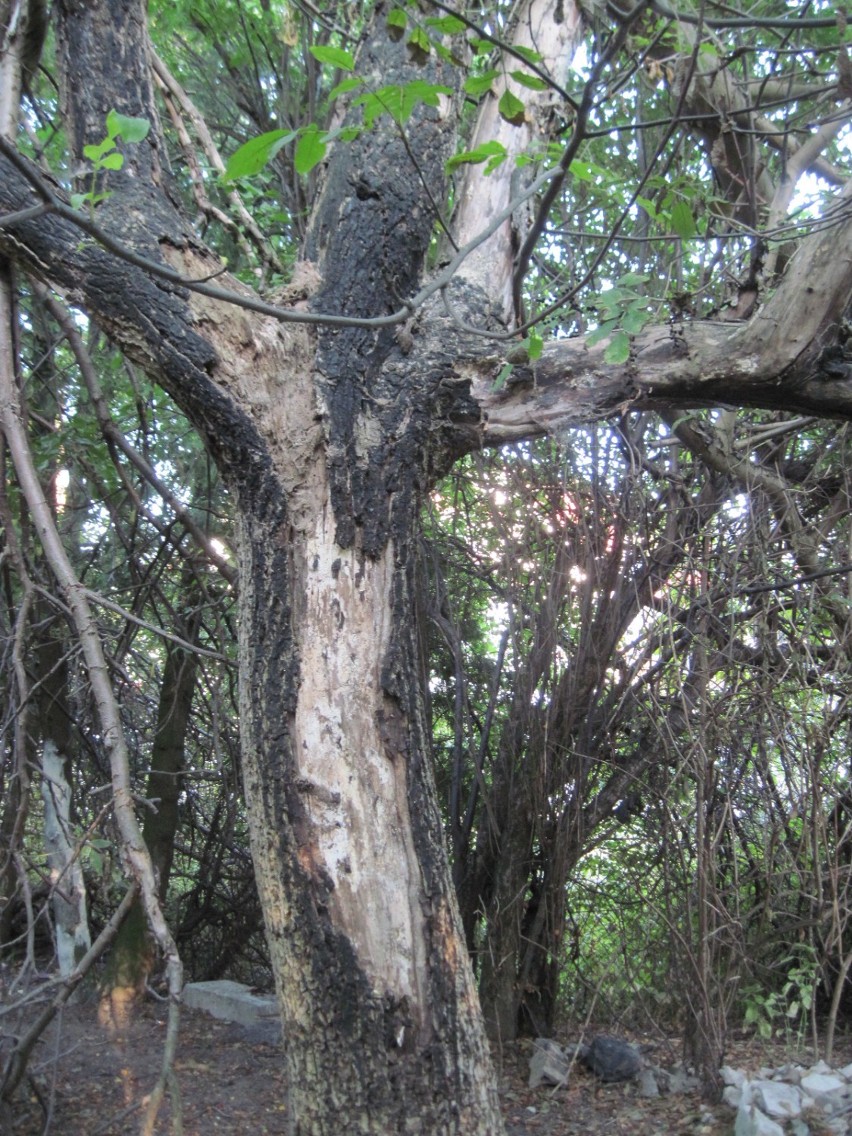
234 479 501 1128
104 588 201 1007
40 740 91 976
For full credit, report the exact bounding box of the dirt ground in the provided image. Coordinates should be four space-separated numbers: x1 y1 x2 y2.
3 986 850 1136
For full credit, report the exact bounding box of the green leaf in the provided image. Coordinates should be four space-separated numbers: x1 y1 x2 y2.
328 76 363 100
294 126 327 176
669 200 697 240
586 319 618 347
356 80 452 127
622 307 649 334
604 330 631 363
71 190 110 209
491 363 513 391
509 69 549 91
222 129 294 181
446 139 507 173
309 44 355 71
570 159 611 183
528 330 544 361
425 14 466 34
498 89 526 125
512 45 544 65
106 110 151 143
324 123 361 144
386 7 407 38
99 151 125 171
635 195 657 218
357 91 389 128
83 139 116 162
617 272 649 287
407 26 431 64
464 69 498 97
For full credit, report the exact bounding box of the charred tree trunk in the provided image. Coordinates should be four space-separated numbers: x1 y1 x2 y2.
46 2 505 1129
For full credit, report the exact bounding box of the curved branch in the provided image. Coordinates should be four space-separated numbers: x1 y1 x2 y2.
467 183 852 436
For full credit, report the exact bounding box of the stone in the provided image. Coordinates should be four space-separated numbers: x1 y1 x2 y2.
183 980 279 1029
666 1065 701 1093
818 1082 852 1117
775 1064 805 1084
734 1101 785 1136
579 1036 642 1082
722 1065 748 1088
752 1079 806 1119
724 1085 745 1109
528 1038 572 1088
800 1071 847 1099
638 1068 659 1097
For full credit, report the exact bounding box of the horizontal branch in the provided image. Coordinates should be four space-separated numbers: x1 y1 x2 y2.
471 186 852 438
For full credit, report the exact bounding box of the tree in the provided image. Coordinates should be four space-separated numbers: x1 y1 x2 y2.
0 0 850 1130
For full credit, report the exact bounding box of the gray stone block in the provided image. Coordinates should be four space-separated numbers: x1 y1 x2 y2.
183 980 279 1028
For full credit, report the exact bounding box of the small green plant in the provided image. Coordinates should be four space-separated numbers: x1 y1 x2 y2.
741 945 819 1045
71 109 150 213
742 983 784 1040
586 272 653 364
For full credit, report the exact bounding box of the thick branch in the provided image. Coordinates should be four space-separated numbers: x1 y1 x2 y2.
469 186 852 439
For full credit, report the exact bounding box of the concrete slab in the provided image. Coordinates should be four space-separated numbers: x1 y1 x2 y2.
183 980 279 1028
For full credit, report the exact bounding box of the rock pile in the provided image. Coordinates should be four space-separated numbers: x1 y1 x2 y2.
529 1036 852 1136
528 1036 699 1097
723 1059 852 1136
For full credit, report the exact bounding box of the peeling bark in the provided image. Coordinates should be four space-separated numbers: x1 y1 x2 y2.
41 740 91 977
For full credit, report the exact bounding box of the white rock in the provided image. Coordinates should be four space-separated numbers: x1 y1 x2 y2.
752 1079 806 1119
839 1063 852 1081
801 1072 847 1098
528 1039 571 1088
638 1068 659 1097
810 1060 833 1075
182 980 278 1028
722 1066 748 1087
818 1083 852 1117
667 1066 701 1093
734 1102 785 1136
724 1085 744 1109
775 1064 805 1084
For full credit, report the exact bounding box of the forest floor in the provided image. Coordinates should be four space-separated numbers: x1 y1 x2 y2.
4 986 852 1135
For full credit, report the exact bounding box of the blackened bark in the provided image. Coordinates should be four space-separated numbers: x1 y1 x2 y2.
229 31 505 1110
304 34 460 555
236 483 503 1132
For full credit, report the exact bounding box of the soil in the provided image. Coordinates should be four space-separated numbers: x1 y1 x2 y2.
2 986 850 1136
